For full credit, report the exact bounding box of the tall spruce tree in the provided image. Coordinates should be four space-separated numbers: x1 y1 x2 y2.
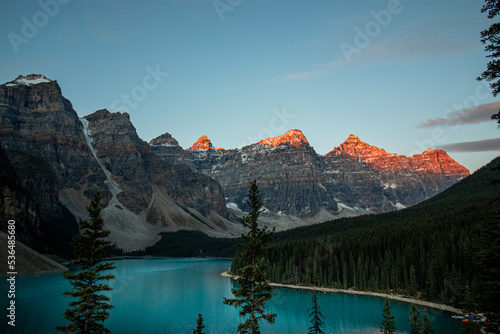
477 0 500 125
307 290 325 334
408 304 422 334
223 180 276 334
193 313 205 334
380 298 396 334
422 309 434 334
57 192 116 333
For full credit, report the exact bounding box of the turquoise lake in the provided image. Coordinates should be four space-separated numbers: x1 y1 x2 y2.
1 258 460 333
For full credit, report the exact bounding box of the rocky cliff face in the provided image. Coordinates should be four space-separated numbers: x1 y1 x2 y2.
151 130 469 225
324 134 470 212
0 75 239 254
153 130 336 222
83 109 228 217
0 145 42 250
0 75 90 257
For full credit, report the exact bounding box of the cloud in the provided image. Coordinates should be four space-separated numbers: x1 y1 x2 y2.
418 101 500 128
284 59 349 80
437 138 500 152
285 70 326 81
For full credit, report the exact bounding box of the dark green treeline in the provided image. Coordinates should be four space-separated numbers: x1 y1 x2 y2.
231 157 500 307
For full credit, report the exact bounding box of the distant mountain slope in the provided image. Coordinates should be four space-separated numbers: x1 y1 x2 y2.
0 231 68 274
246 156 500 306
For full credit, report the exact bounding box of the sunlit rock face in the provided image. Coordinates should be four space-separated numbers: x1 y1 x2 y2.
187 135 224 151
152 131 469 221
257 129 309 149
329 134 469 176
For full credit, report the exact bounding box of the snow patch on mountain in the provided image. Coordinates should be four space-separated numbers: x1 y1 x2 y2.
6 74 52 86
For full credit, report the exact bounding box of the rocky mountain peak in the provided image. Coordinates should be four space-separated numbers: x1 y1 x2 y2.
257 129 309 149
328 134 469 176
414 149 470 176
347 134 361 141
85 109 130 122
149 132 180 147
333 134 386 156
5 74 53 86
187 135 224 151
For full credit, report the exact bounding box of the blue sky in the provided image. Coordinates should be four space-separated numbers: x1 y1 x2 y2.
1 0 499 172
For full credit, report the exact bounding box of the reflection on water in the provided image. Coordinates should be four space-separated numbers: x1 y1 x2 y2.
0 258 460 333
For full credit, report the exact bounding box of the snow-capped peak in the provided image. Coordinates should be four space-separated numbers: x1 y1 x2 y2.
5 74 52 87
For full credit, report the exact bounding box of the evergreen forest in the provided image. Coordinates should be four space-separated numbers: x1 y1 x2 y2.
230 157 500 310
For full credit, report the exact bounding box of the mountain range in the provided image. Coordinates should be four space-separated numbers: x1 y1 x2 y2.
0 74 469 256
151 130 469 226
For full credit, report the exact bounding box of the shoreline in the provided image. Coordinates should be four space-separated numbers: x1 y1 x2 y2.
221 272 463 315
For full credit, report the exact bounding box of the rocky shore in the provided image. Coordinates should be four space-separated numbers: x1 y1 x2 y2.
221 271 463 314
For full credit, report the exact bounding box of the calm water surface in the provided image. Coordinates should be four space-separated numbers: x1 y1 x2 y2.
1 258 460 333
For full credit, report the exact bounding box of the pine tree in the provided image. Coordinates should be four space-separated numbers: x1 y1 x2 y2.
193 313 205 334
422 309 434 334
477 0 500 125
308 290 325 334
57 192 116 333
460 322 483 334
475 204 500 314
408 303 422 334
380 298 396 334
223 180 277 334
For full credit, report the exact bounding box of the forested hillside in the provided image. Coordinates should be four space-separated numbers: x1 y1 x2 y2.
231 157 500 308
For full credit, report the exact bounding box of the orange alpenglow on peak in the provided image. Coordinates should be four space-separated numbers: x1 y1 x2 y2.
187 135 224 151
334 134 387 156
257 129 309 148
328 134 470 176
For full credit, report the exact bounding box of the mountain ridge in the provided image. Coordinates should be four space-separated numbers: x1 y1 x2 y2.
152 128 469 222
180 131 469 178
0 74 471 255
328 133 470 175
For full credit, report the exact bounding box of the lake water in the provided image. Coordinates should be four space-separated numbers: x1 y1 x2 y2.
1 258 460 333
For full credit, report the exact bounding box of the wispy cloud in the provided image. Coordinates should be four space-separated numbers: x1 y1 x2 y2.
285 70 327 81
284 60 347 81
418 101 500 128
437 138 500 152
